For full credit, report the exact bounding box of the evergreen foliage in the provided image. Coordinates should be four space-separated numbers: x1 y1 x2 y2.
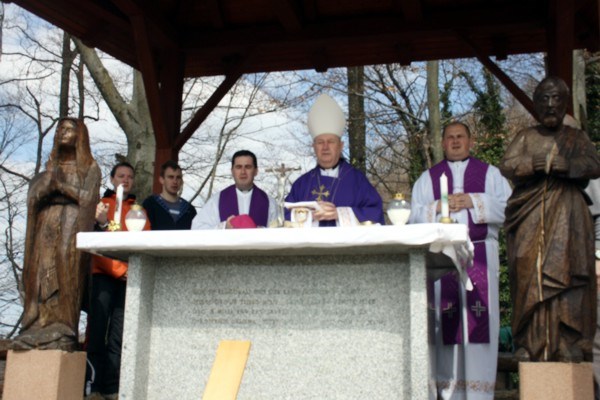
586 55 600 148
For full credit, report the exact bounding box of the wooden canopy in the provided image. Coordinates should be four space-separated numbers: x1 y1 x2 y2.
8 0 600 184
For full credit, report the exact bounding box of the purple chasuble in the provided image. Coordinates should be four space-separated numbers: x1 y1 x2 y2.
284 160 385 226
218 185 270 227
429 158 490 344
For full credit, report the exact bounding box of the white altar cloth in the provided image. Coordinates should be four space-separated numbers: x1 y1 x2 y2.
77 223 472 270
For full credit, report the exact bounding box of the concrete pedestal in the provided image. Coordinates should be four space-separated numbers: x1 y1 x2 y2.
77 224 470 400
519 362 593 400
2 349 86 400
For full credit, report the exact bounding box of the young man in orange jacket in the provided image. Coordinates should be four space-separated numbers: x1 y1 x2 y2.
86 161 150 399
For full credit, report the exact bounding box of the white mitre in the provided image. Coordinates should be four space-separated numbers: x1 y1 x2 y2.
308 94 346 139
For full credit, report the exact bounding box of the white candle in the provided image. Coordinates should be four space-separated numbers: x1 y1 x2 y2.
440 173 449 218
114 184 124 224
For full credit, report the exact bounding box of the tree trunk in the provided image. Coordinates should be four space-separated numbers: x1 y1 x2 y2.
347 66 366 174
59 32 75 118
73 38 156 199
130 71 157 200
573 49 587 130
427 60 443 164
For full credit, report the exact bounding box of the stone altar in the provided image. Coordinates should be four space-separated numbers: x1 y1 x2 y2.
77 224 471 400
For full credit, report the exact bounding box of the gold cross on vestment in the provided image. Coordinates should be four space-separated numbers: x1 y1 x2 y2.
311 185 330 201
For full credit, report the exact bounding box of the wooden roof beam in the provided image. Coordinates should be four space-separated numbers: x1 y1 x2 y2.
176 73 242 151
546 0 574 114
394 0 422 23
272 0 304 32
395 43 413 66
311 47 329 73
176 46 260 149
130 14 170 148
458 32 536 118
205 0 225 29
110 0 179 48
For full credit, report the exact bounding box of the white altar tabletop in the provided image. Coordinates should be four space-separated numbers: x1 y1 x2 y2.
77 223 472 267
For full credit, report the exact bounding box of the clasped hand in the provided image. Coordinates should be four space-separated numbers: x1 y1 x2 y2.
447 193 473 213
312 201 338 221
532 153 568 174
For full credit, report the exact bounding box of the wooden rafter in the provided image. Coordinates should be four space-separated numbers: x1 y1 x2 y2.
458 32 537 118
176 72 242 151
129 15 170 147
272 0 303 32
10 0 600 171
111 0 179 47
546 0 574 114
394 0 422 22
205 0 225 29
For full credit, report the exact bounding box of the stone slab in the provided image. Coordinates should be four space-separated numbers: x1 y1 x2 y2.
2 349 86 400
519 362 593 400
119 250 430 400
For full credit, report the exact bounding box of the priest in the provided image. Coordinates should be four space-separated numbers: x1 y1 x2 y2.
193 150 279 229
284 94 384 226
410 121 511 400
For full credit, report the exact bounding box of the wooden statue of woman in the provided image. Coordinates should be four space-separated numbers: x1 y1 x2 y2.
13 117 100 351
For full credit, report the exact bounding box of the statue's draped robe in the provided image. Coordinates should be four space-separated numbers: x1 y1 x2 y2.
18 160 100 349
501 125 600 361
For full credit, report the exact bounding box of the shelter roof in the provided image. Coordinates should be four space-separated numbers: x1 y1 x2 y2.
10 0 600 77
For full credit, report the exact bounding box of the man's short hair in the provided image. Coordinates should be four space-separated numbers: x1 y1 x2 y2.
443 121 472 138
231 150 258 168
110 161 135 177
161 160 181 177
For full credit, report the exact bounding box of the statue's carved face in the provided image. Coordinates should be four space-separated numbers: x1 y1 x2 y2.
57 120 78 147
534 80 568 129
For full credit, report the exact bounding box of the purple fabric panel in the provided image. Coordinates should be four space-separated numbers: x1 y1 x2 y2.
431 157 491 344
218 185 239 222
466 241 490 343
441 272 462 345
249 186 269 227
464 158 489 241
218 185 270 226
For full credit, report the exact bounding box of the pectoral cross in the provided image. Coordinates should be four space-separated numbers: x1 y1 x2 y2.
311 185 330 201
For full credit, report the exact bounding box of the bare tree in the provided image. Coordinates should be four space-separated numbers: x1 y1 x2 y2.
73 38 155 200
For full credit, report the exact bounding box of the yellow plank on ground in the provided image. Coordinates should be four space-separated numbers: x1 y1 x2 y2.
202 340 252 400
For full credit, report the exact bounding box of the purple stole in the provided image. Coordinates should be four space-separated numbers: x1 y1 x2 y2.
430 158 490 344
218 185 269 227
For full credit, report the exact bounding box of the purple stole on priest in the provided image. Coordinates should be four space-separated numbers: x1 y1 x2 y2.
218 185 269 227
429 157 490 344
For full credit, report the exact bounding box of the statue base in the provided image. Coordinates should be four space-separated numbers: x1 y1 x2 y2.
519 361 593 400
3 349 86 400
